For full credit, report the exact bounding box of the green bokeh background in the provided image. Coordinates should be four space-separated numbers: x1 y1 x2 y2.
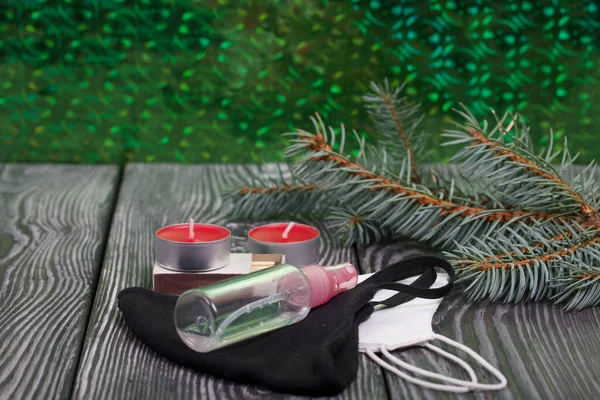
0 0 598 164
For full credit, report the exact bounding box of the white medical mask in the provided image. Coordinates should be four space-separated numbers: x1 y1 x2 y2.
358 273 507 393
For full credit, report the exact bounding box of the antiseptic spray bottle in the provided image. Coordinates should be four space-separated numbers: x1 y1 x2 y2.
174 263 358 352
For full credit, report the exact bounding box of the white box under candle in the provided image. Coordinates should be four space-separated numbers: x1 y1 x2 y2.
153 253 286 295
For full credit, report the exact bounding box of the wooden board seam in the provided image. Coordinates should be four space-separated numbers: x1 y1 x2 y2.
67 166 125 400
352 244 393 400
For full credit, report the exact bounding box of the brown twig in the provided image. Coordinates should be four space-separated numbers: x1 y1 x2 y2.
577 272 600 280
348 216 363 225
472 236 600 271
458 231 576 268
469 129 597 223
305 133 554 223
382 94 420 184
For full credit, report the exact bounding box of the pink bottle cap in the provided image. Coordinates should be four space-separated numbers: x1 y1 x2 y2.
302 263 359 308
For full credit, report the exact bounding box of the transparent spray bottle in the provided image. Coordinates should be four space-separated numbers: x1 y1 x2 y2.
174 263 359 352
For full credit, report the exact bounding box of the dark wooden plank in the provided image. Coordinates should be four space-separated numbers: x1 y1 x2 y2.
0 164 120 400
72 163 388 400
358 240 600 399
356 165 600 399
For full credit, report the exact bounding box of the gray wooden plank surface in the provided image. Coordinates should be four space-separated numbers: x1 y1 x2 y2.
71 163 388 400
357 237 600 399
0 164 120 400
355 164 600 399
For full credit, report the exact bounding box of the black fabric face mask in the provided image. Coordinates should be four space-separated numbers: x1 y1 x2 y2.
118 256 454 396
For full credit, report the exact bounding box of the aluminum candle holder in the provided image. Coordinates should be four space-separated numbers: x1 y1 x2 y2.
246 222 321 267
155 221 231 272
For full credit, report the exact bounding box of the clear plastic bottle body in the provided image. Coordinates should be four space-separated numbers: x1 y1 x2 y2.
174 264 312 352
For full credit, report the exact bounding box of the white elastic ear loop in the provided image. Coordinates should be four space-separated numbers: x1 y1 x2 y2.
381 344 479 387
366 348 472 393
432 333 508 391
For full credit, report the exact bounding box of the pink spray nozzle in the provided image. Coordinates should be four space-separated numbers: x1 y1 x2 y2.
301 263 359 308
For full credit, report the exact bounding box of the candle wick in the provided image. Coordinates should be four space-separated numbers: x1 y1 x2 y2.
281 222 295 240
189 218 195 241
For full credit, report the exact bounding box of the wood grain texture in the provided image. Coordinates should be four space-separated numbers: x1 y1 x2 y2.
72 163 388 400
356 164 600 400
0 164 119 400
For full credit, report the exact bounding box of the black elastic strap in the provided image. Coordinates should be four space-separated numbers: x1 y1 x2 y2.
372 267 437 307
362 256 455 308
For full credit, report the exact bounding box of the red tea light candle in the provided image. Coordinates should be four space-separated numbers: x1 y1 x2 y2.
247 222 320 267
155 219 231 272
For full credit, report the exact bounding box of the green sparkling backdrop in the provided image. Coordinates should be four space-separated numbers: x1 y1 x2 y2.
0 0 598 164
